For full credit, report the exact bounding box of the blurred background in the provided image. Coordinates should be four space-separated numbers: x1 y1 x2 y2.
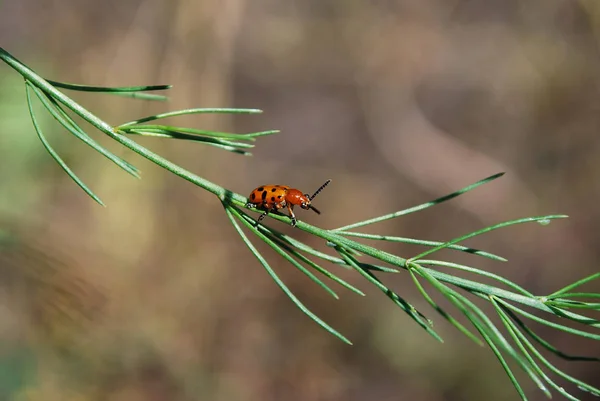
1 1 599 400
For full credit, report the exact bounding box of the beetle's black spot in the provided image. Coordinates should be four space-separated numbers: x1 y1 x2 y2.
251 193 256 201
261 190 267 200
271 196 276 201
271 187 277 192
277 195 282 199
257 187 264 192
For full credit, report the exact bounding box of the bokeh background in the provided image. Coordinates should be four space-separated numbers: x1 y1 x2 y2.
1 1 599 400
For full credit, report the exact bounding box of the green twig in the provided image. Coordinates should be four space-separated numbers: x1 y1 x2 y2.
2 45 598 401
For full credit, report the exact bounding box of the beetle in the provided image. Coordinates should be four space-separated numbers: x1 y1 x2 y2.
245 179 331 226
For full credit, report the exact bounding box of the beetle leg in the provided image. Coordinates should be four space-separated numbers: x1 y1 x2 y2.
286 204 297 227
256 205 280 226
256 210 269 226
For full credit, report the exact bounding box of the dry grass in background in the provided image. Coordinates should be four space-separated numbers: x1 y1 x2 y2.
1 1 600 400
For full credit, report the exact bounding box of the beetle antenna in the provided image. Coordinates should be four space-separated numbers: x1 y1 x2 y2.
309 179 332 201
309 205 321 215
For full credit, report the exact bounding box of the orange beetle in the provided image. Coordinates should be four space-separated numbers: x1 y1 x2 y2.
246 179 331 226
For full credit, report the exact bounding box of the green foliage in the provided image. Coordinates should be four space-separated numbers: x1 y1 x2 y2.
1 46 599 401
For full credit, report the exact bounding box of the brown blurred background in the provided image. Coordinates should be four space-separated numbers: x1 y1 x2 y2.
1 1 599 400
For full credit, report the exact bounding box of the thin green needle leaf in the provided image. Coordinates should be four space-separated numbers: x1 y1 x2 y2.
502 305 600 362
46 98 139 175
255 224 349 265
337 231 507 261
46 79 171 93
229 207 339 300
410 215 568 262
413 263 539 374
433 281 548 395
498 301 600 397
276 242 365 296
350 262 399 273
543 304 598 325
241 207 413 272
546 300 600 310
551 292 600 299
121 126 279 140
478 317 549 397
327 241 362 257
111 92 169 101
243 222 387 282
46 81 169 100
244 130 280 138
120 125 258 141
124 128 255 148
266 241 339 299
146 136 249 154
25 84 104 206
576 385 600 397
417 259 534 297
527 337 600 398
480 326 530 401
496 299 600 340
415 268 486 330
269 235 347 265
224 206 352 345
491 297 580 401
125 131 251 155
336 249 443 342
26 81 140 178
122 129 254 154
408 268 483 345
423 267 599 327
254 227 365 296
548 272 600 298
199 142 251 155
315 232 409 271
413 266 596 324
333 172 506 231
238 212 373 270
434 284 542 399
46 79 172 102
120 108 263 126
